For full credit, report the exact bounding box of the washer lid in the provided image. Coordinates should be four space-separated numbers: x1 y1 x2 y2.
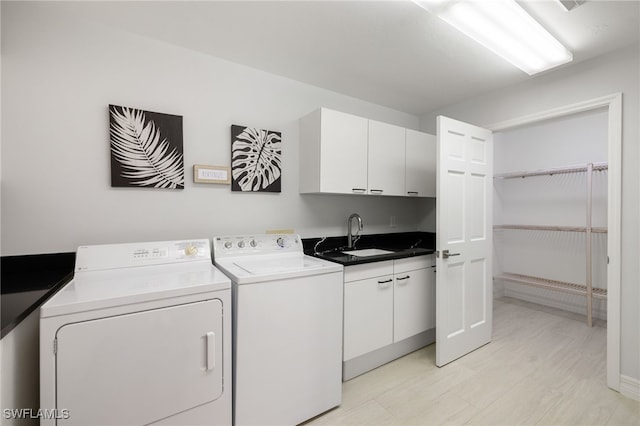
41 262 230 318
215 254 342 284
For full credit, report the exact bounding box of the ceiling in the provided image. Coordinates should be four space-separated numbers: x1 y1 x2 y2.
60 0 639 115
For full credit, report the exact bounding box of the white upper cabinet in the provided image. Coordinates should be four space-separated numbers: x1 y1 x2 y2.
299 107 435 197
406 129 436 197
299 108 368 194
368 120 406 196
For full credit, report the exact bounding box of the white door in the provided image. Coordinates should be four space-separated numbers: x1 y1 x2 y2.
436 116 493 367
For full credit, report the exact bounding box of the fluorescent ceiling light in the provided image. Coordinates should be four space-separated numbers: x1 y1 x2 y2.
414 0 573 75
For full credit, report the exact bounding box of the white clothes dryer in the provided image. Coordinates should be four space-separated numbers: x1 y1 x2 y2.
40 239 231 426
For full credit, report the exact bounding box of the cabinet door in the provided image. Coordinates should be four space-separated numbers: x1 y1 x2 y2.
320 108 368 194
343 275 394 360
394 267 435 342
368 120 405 196
406 129 436 197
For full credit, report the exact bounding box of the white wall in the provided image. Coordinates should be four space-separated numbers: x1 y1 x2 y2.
420 45 640 382
0 1 432 257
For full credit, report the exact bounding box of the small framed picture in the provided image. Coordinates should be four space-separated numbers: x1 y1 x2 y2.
193 165 231 184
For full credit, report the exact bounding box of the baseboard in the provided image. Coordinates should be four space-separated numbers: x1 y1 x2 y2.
501 282 607 320
493 279 505 298
342 328 435 381
620 375 640 401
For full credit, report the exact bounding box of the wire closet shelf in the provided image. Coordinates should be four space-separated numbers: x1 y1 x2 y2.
493 162 608 327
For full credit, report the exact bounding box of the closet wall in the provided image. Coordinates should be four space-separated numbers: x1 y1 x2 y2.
493 108 608 322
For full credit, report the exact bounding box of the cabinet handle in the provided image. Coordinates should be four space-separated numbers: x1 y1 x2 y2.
396 275 410 281
407 191 419 195
377 278 393 287
370 189 384 194
352 188 366 193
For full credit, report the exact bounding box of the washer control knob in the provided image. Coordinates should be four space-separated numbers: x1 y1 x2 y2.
224 241 233 249
276 237 285 248
185 245 198 256
250 239 258 248
238 240 245 248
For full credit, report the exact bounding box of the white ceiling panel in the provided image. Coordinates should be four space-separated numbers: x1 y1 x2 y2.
50 0 640 114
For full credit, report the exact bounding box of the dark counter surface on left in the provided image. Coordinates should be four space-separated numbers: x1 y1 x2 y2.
1 252 75 338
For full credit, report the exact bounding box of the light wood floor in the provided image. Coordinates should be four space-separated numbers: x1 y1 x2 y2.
306 297 640 426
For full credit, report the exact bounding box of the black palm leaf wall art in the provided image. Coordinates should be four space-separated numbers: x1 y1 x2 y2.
109 104 184 189
231 125 282 192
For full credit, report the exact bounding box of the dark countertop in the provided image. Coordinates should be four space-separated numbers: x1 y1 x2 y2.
1 252 75 338
302 231 435 266
0 232 434 336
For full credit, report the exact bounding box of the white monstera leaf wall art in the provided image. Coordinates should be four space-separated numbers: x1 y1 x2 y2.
231 125 282 192
109 104 184 189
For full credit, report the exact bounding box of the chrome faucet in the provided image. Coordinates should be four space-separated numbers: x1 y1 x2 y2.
347 213 363 249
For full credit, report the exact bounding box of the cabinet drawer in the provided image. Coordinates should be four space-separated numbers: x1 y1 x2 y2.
344 260 394 282
394 255 434 274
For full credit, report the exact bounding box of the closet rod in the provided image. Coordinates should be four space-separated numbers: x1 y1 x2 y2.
493 224 608 233
494 161 608 179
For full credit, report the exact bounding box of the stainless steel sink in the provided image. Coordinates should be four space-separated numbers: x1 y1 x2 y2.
341 248 394 257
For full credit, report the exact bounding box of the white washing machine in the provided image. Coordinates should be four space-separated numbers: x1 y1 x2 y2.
40 239 231 426
212 234 343 426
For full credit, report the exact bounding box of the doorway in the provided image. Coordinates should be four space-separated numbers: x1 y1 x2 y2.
485 93 622 391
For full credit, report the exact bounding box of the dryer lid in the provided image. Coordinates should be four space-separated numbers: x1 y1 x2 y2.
41 262 230 318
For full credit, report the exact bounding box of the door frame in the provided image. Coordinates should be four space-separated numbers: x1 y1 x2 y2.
484 92 622 391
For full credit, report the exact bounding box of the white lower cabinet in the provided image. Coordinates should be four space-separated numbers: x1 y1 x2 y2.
343 261 394 360
343 255 435 364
